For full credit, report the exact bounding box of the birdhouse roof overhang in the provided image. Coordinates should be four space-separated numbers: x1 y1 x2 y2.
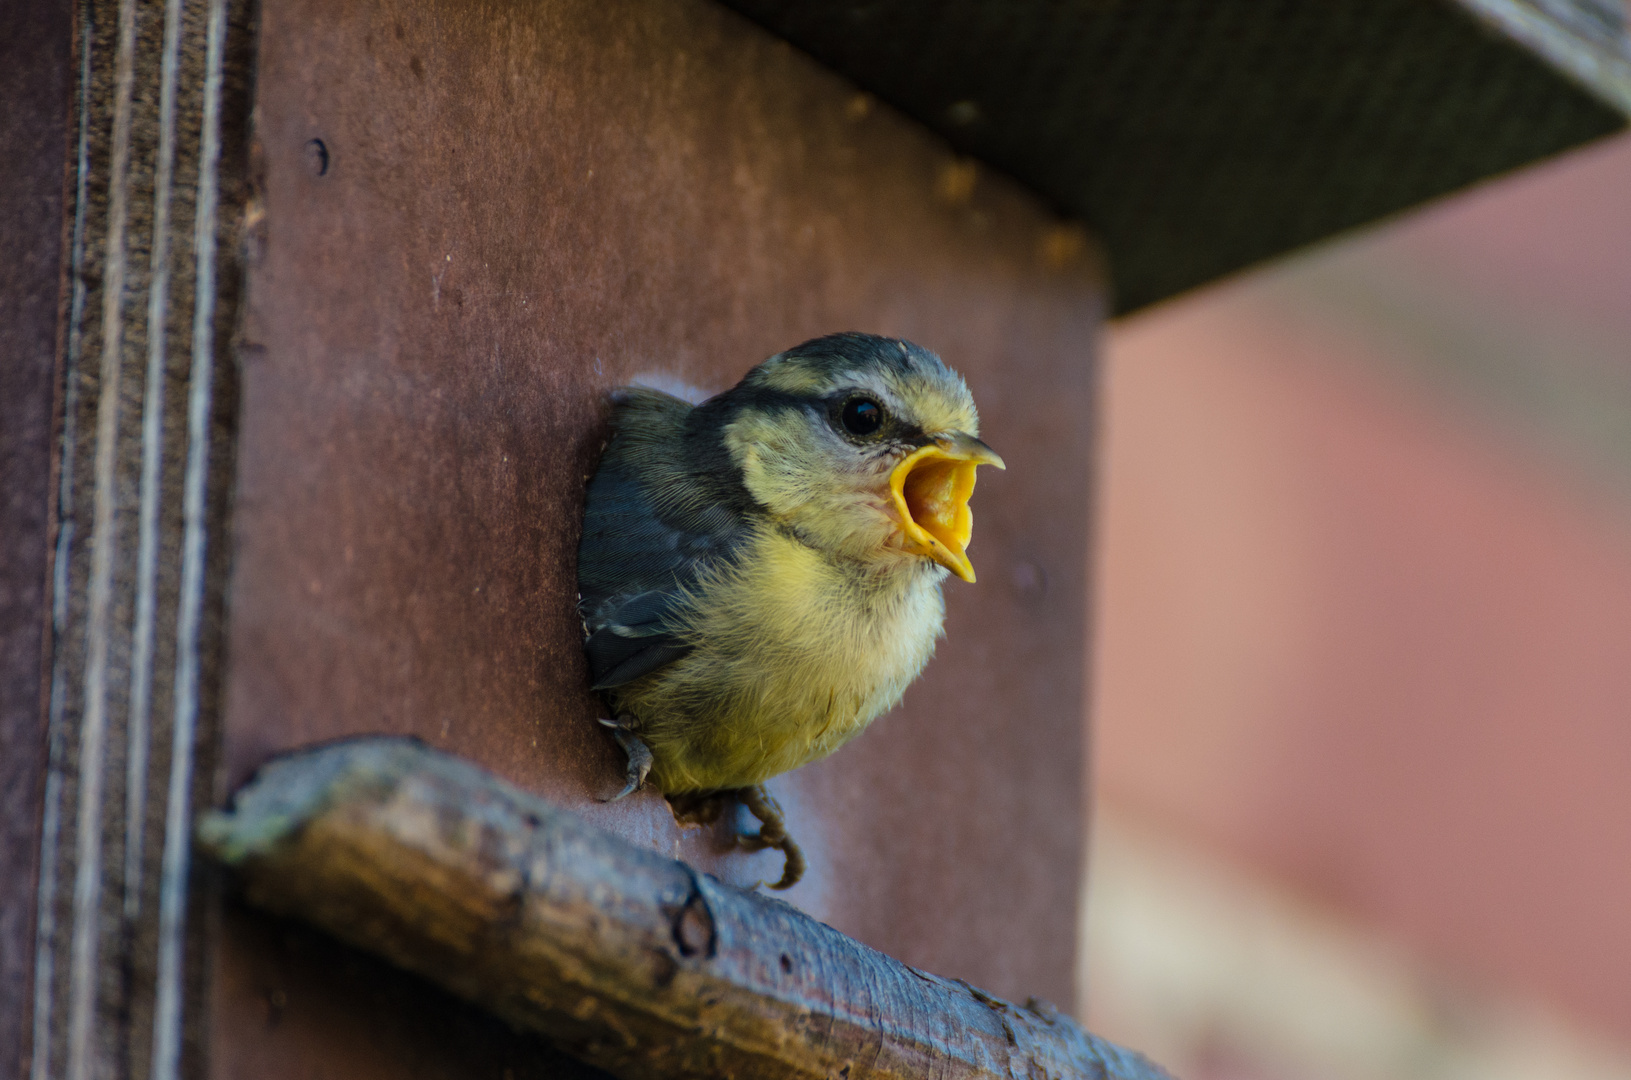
723 0 1631 313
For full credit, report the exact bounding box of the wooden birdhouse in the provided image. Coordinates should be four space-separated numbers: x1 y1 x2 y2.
2 1 1626 1077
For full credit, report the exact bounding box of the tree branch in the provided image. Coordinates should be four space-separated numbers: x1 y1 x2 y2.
195 737 1173 1080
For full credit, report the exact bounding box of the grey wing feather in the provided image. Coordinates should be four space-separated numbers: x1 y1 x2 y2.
586 636 694 691
577 390 746 690
583 588 693 690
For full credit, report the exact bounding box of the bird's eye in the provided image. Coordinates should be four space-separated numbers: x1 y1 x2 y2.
840 397 885 436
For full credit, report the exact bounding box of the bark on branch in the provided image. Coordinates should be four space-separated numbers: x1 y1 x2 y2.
195 737 1173 1080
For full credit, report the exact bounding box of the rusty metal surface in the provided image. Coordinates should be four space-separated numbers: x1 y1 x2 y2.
0 0 72 1070
220 0 1101 1070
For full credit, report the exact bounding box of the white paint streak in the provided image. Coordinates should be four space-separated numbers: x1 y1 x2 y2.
151 0 228 1073
128 0 188 925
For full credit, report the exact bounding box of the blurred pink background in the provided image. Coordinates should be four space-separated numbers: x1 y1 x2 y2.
1089 131 1631 1077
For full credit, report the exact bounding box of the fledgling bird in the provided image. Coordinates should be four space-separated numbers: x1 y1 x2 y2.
576 332 1003 887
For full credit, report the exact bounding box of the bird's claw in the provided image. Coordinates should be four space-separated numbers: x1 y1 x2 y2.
598 715 653 802
662 786 806 889
736 785 805 890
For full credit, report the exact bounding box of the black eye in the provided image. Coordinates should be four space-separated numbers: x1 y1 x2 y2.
840 397 885 436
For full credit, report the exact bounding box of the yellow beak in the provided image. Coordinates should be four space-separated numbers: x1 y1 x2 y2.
888 432 1005 583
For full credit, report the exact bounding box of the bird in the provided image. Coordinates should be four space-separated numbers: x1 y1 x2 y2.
576 332 1004 887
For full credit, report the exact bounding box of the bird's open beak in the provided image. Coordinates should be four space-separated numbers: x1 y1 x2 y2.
888 432 1005 583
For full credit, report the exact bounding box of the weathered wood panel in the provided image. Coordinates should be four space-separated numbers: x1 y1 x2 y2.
220 0 1102 1075
18 0 259 1076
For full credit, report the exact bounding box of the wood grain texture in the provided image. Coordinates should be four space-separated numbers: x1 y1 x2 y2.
18 0 259 1074
198 738 1171 1080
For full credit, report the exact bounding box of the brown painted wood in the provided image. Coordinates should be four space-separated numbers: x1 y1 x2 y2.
222 6 1103 1077
18 0 259 1075
0 0 74 1071
215 905 616 1080
198 739 1170 1080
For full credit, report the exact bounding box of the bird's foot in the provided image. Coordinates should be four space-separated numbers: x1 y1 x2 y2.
735 785 805 891
597 715 653 801
662 786 805 889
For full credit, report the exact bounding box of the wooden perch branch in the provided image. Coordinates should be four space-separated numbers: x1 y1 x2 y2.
195 737 1173 1080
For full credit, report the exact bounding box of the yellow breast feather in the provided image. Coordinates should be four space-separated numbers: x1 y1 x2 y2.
613 523 946 793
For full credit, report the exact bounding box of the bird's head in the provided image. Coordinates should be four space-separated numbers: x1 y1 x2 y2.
709 333 1004 582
